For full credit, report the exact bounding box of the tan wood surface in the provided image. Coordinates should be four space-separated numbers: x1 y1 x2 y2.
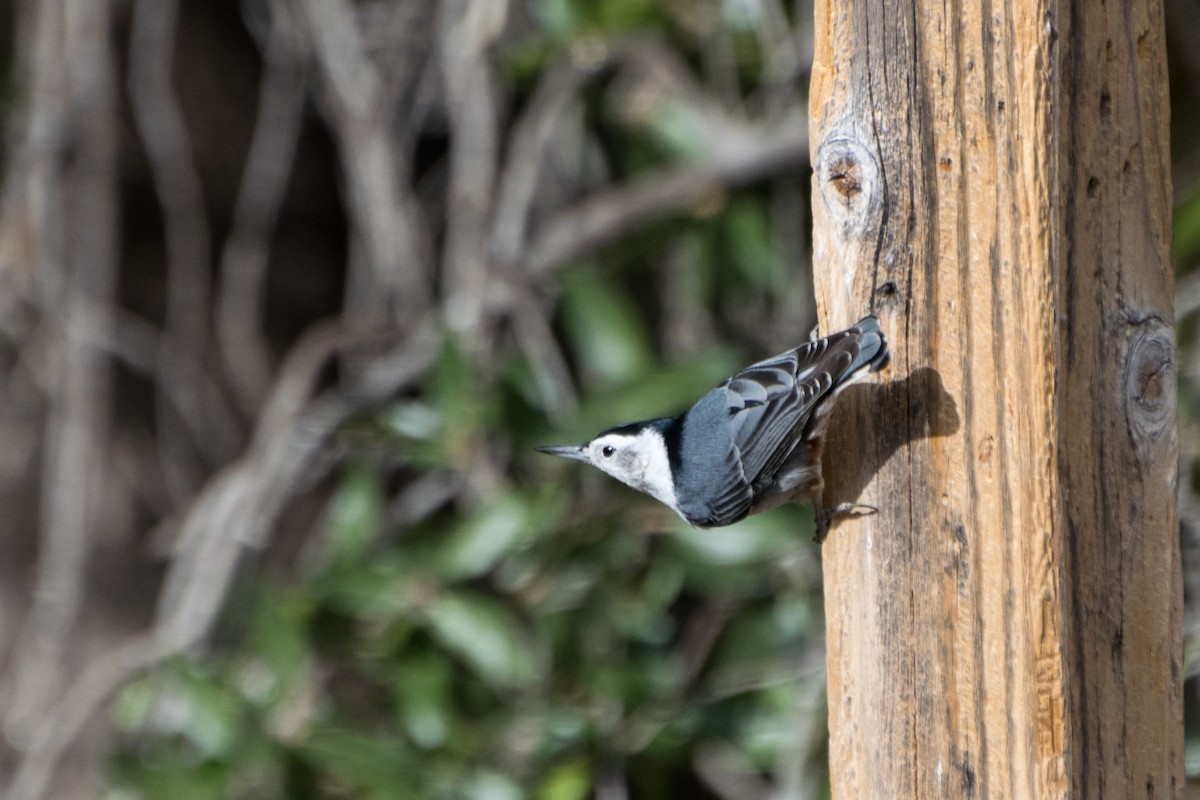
809 0 1182 796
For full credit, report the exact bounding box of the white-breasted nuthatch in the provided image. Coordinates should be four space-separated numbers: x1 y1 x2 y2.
537 315 889 529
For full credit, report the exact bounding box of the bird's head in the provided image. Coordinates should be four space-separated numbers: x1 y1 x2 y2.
536 418 678 509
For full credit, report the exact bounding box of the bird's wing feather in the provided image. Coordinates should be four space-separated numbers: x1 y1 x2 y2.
697 448 756 526
674 316 887 526
723 333 859 487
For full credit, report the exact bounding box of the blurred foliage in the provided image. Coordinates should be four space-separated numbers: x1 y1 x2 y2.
1176 71 1200 793
106 4 828 798
106 313 826 797
108 457 824 798
107 247 828 797
99 0 1200 797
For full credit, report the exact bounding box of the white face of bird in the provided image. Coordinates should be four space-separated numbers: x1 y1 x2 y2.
538 429 678 512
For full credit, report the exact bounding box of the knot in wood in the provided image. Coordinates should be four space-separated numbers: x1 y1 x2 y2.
829 156 863 198
1124 317 1176 464
815 137 880 233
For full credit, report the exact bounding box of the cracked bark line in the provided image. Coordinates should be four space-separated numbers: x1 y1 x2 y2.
809 0 1181 797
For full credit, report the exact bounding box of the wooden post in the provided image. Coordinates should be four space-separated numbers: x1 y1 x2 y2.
809 0 1182 797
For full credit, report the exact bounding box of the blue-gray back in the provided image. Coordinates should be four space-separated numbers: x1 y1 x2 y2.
668 316 885 527
671 388 754 527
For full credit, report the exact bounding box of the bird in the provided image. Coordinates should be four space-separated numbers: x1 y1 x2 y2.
536 315 889 535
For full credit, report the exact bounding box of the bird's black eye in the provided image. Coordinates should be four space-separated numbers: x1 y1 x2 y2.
601 445 616 458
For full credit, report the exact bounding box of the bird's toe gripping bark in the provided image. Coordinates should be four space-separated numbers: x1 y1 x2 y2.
814 502 878 543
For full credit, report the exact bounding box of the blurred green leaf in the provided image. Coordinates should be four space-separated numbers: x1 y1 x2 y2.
388 653 454 749
707 607 783 679
440 495 530 581
639 559 685 610
646 101 708 159
310 558 413 620
540 707 589 753
384 401 442 441
297 728 411 791
521 561 598 613
1175 180 1200 267
108 752 231 800
440 491 562 581
595 0 659 30
379 401 447 468
772 590 817 641
560 270 654 386
671 511 793 566
464 770 523 800
326 463 384 561
111 677 159 732
503 34 559 86
537 760 591 800
608 589 674 644
1187 736 1200 778
432 336 476 415
722 0 766 29
533 0 585 36
735 688 798 766
169 666 243 760
246 589 312 704
430 336 496 466
425 592 541 690
725 196 784 293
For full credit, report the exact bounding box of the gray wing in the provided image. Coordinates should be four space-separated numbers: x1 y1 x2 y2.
724 346 845 487
724 319 883 491
674 316 887 527
671 390 757 527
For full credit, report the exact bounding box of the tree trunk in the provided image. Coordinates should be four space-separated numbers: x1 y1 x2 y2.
809 0 1182 796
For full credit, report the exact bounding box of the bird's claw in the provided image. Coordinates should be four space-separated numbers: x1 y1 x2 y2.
814 502 878 543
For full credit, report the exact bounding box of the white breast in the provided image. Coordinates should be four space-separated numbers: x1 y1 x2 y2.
631 429 679 513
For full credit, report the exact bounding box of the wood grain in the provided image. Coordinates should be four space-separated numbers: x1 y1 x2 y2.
809 0 1181 796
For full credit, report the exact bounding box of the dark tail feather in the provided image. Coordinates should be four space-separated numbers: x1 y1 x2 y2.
847 315 890 375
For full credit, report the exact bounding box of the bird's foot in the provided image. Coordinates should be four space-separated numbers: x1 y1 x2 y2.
814 503 878 543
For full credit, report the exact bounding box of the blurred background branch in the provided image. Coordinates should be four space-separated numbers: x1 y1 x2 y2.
0 1 1192 798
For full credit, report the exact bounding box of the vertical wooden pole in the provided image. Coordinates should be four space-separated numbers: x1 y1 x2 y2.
809 0 1182 797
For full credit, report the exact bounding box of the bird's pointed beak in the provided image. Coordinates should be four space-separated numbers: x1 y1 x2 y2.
535 443 590 462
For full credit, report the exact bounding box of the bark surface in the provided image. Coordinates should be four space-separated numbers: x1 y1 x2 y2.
810 0 1182 796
